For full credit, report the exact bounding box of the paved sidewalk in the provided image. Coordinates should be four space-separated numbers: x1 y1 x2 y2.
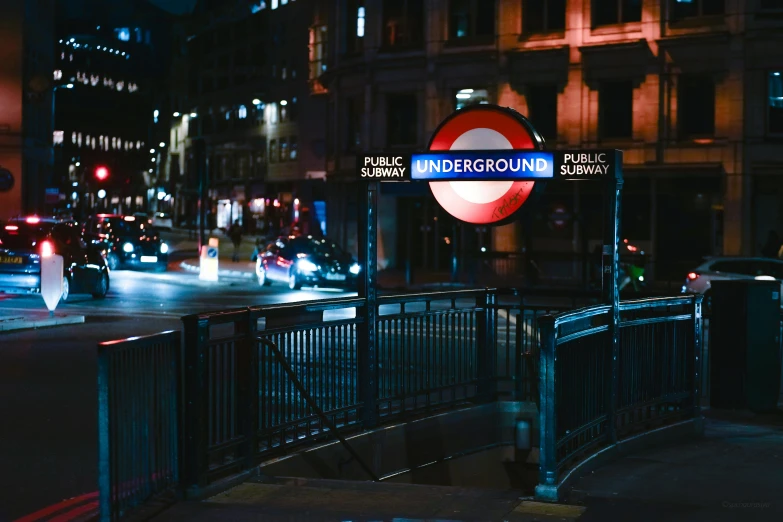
142 410 783 522
150 478 584 522
0 311 84 332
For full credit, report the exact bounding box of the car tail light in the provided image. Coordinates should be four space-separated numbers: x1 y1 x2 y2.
26 216 40 224
687 272 700 281
4 225 18 231
41 240 54 258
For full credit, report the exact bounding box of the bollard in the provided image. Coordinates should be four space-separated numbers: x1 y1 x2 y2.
40 242 64 315
199 237 219 281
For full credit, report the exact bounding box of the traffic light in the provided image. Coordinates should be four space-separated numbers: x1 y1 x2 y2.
94 166 109 181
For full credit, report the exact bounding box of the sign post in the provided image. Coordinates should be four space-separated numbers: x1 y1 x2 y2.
357 181 378 428
356 103 624 433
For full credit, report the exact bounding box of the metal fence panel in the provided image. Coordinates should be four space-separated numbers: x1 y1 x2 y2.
97 331 181 522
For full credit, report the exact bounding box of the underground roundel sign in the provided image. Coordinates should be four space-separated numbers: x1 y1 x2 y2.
428 105 545 225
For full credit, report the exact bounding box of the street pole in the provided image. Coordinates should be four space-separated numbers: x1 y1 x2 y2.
195 138 206 252
358 181 378 428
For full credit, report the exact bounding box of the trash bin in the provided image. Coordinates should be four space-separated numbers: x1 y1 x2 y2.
710 280 781 412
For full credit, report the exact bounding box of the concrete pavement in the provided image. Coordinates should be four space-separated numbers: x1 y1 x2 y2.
143 410 783 521
0 310 85 332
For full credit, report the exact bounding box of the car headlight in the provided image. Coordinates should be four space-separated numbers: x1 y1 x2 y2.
160 242 169 254
297 259 318 273
350 263 361 275
122 242 134 253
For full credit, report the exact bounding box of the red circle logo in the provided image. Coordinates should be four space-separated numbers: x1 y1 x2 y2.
428 105 545 224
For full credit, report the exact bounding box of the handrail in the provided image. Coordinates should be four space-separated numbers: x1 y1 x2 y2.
255 336 379 482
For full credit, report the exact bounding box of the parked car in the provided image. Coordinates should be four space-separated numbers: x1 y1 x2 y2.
82 214 169 271
152 212 173 230
682 256 783 310
0 216 109 300
256 235 360 290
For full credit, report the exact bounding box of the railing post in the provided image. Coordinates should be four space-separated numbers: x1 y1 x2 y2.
181 314 210 492
97 345 111 522
535 314 558 501
358 181 378 428
476 289 497 401
236 309 259 471
692 294 704 417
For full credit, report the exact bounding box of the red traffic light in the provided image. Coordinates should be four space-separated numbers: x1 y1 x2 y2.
95 166 109 181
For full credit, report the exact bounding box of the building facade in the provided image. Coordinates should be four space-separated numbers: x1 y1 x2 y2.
168 0 328 235
0 0 55 220
318 0 783 283
54 0 173 220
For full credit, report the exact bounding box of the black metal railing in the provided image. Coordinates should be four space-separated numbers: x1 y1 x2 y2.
97 331 182 522
536 295 702 497
98 289 704 517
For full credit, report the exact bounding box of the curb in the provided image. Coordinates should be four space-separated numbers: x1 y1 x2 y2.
0 314 86 332
179 260 256 280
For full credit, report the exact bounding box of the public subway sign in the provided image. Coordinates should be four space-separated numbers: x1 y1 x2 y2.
358 150 620 181
356 104 621 225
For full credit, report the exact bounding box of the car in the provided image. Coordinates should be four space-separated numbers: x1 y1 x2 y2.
682 256 783 310
152 212 173 230
256 235 360 290
82 214 169 271
0 216 110 300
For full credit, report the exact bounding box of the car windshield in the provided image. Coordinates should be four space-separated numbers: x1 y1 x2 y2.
290 238 349 259
106 217 150 235
0 223 54 250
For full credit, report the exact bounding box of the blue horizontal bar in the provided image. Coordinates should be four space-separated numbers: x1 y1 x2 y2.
410 151 554 180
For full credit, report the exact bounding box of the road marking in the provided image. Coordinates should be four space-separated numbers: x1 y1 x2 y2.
13 492 97 522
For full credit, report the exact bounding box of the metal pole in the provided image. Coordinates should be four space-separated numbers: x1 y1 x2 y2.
195 138 206 252
405 201 412 287
451 223 458 282
358 181 378 428
603 175 623 445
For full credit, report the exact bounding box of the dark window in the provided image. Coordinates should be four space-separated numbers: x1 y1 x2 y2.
599 81 633 140
592 0 642 26
279 137 288 162
387 93 418 146
526 84 558 142
769 71 783 134
290 136 298 160
382 0 424 50
761 0 783 9
670 0 724 21
346 0 365 54
449 0 496 41
523 0 566 33
289 99 298 121
678 75 715 138
345 96 363 152
269 139 277 163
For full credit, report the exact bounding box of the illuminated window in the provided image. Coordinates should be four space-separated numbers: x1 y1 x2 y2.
53 130 64 145
53 69 62 80
290 136 298 160
269 139 278 162
523 0 566 33
279 137 288 161
238 105 247 119
271 0 278 9
116 28 130 41
251 1 267 13
309 25 328 93
592 0 641 26
769 71 783 135
454 88 489 110
358 7 366 36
